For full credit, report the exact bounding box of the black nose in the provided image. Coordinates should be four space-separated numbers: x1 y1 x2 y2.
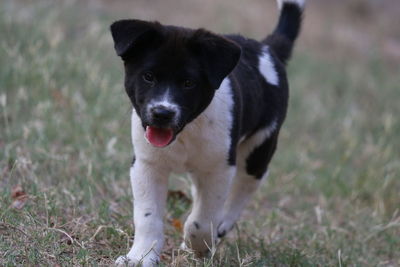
150 106 176 123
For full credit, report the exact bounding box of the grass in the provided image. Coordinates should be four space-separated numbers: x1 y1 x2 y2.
1 0 399 266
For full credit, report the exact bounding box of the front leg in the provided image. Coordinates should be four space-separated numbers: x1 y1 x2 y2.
183 166 236 254
116 160 169 267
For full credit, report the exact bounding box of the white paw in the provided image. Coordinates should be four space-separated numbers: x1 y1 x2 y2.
115 254 159 267
183 220 215 253
115 255 138 267
179 241 203 253
179 241 189 251
217 218 236 238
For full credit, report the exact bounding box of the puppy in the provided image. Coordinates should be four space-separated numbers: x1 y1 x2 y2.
111 0 304 265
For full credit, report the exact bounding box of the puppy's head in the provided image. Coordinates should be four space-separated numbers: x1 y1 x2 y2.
110 19 241 148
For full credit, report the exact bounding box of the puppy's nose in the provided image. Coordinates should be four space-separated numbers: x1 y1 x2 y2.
150 106 176 123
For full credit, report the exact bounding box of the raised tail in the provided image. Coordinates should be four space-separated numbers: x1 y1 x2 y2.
263 0 305 64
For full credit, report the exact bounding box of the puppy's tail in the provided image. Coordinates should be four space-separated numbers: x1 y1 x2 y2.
263 0 305 64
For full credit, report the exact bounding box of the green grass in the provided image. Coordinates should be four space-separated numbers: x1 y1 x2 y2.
1 1 399 266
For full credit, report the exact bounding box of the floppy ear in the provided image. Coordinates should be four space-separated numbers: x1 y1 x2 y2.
110 19 163 59
190 30 241 89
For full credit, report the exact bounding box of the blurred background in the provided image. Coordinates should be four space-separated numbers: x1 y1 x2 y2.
1 0 399 266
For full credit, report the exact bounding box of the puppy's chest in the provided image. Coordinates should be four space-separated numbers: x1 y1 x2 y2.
132 78 235 171
177 116 229 168
132 108 232 172
161 114 231 171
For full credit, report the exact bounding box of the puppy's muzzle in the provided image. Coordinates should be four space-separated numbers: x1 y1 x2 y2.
150 105 177 126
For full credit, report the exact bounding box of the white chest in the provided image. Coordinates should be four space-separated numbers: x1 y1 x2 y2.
131 78 234 173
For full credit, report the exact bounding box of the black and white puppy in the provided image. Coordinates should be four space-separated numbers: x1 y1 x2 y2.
111 0 304 265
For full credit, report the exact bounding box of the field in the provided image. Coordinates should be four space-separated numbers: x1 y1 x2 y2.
1 0 399 266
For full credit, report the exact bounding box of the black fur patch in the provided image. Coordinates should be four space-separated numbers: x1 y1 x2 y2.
246 134 278 179
264 2 303 64
224 35 288 165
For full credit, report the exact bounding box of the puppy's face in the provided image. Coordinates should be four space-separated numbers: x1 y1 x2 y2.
111 20 240 147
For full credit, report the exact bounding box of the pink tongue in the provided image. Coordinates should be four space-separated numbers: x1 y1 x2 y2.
145 126 174 147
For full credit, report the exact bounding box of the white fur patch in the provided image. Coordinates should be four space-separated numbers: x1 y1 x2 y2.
147 88 181 121
179 77 235 170
277 0 306 10
258 46 279 86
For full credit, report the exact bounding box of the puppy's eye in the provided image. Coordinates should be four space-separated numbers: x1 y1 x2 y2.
142 72 155 84
183 79 195 89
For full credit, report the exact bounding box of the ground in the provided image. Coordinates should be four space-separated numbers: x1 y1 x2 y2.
1 0 399 266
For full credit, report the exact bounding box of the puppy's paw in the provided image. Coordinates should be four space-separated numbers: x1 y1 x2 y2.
115 254 159 267
180 241 212 258
179 241 189 251
115 255 138 267
217 219 236 238
183 220 216 254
